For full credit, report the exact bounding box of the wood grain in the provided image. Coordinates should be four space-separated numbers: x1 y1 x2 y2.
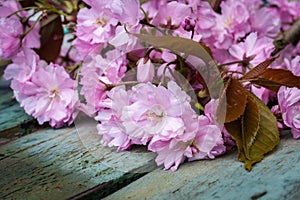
0 91 36 143
0 120 156 199
105 131 300 200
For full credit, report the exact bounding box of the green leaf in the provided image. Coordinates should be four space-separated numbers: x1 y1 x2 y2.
247 68 300 92
242 94 260 160
217 78 248 123
225 92 280 171
244 93 280 170
241 56 278 80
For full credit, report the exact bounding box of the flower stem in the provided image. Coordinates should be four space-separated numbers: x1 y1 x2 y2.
217 60 248 70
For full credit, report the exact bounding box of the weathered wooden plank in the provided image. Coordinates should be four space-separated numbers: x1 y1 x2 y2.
0 90 36 143
105 131 300 200
0 116 156 199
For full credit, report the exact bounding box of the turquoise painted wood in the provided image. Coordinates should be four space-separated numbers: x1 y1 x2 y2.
1 88 300 199
105 131 300 200
0 91 35 142
0 120 156 199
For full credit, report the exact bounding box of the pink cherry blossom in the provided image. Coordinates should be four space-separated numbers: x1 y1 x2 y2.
0 18 22 59
149 113 226 171
79 50 127 115
148 132 196 171
12 63 78 128
210 0 250 49
229 32 273 67
72 38 104 60
269 0 300 29
136 58 155 83
109 24 142 52
189 116 226 160
249 7 281 38
3 48 46 82
278 87 300 139
0 3 40 60
284 56 300 76
75 7 118 45
95 86 134 151
151 1 191 29
121 82 190 144
0 0 23 18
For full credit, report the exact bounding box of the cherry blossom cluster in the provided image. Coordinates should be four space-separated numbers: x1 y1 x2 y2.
1 0 300 171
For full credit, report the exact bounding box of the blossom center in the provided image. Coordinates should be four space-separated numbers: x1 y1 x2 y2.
49 88 59 99
224 17 233 28
146 105 164 122
95 17 108 27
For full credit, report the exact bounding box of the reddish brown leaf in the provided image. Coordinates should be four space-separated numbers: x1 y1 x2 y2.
36 14 63 63
225 92 279 171
248 68 300 92
242 94 260 160
217 78 248 123
224 118 246 161
243 93 280 171
241 56 278 80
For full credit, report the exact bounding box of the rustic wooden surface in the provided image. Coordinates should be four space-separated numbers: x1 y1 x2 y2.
0 118 156 199
1 88 300 199
0 91 35 144
105 131 300 200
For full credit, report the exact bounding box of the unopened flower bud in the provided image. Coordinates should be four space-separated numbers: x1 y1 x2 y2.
182 17 196 32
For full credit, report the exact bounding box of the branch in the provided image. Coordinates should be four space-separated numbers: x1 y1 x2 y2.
271 18 300 56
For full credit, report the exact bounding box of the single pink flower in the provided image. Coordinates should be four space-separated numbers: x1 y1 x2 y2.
12 63 78 128
211 0 250 49
75 7 118 45
121 82 189 144
189 116 226 160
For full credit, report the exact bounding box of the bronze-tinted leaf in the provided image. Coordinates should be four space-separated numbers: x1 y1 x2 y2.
134 34 213 64
241 56 278 80
217 78 248 123
224 118 246 161
225 92 280 171
242 94 260 160
36 14 63 63
243 93 280 171
248 68 300 92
